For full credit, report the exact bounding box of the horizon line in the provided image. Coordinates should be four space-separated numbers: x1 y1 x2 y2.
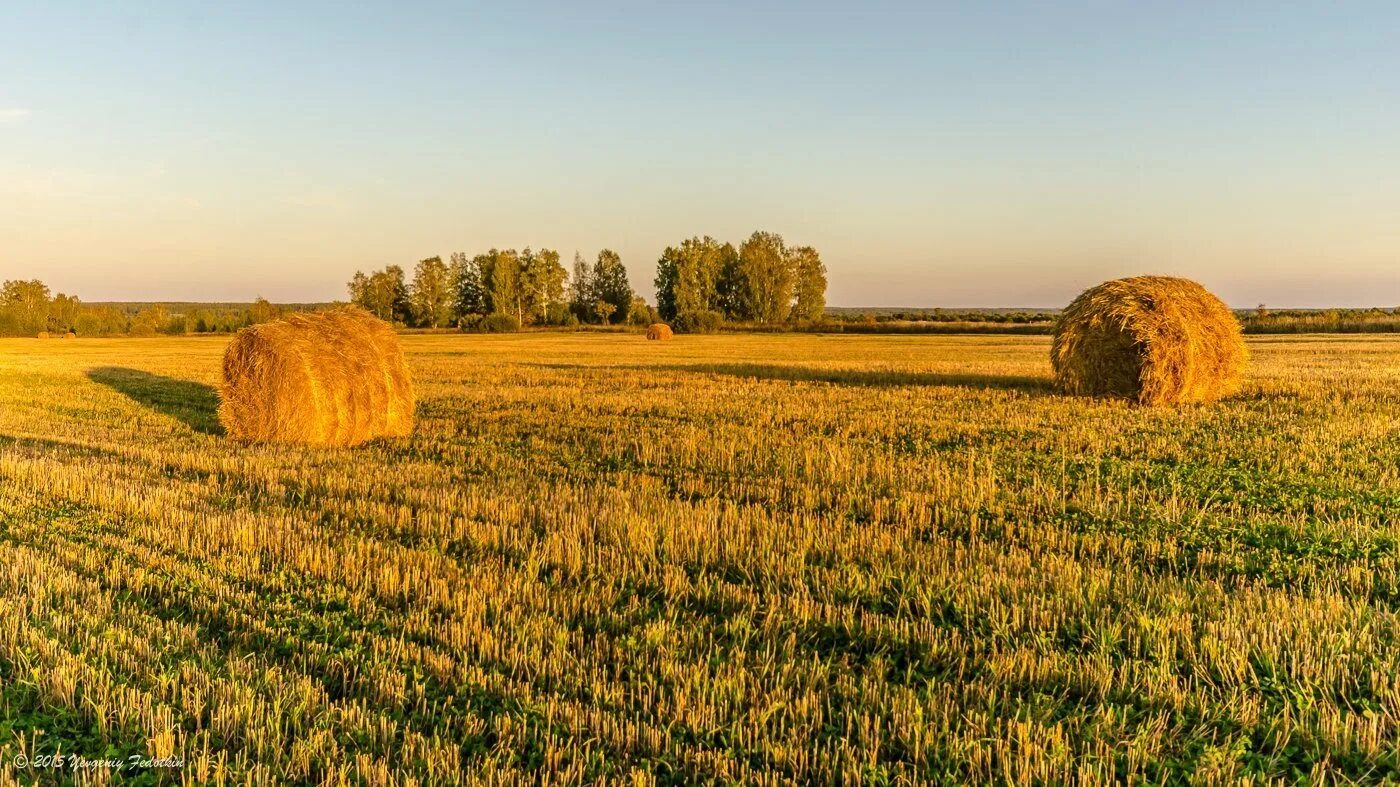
76 299 1398 313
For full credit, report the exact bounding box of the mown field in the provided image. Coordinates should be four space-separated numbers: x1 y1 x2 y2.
1 333 1399 785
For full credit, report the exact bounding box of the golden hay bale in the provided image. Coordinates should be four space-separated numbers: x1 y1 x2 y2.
63 331 77 340
219 306 415 446
1051 276 1246 406
36 331 50 339
646 323 674 341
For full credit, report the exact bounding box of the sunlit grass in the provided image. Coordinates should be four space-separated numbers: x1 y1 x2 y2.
0 332 1397 784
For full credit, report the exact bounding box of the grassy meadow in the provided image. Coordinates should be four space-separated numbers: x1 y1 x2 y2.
2 332 1400 784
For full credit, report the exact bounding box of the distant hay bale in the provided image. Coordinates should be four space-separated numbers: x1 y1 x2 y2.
36 331 50 339
646 323 674 341
219 306 415 446
1051 276 1246 406
63 331 77 340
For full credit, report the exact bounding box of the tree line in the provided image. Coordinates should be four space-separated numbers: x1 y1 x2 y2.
0 279 285 337
1242 306 1400 334
349 248 653 332
0 231 829 337
350 231 827 333
17 266 1400 339
654 231 825 332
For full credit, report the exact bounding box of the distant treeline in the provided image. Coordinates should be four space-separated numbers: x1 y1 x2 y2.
827 308 1056 324
652 232 826 332
0 280 292 337
1240 307 1400 334
811 307 1400 335
7 273 1400 338
825 306 1059 319
348 248 654 333
736 320 1054 335
347 230 828 333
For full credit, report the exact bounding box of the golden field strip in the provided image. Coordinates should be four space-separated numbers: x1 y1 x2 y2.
1 333 1399 784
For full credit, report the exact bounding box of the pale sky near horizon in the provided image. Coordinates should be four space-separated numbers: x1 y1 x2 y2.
3 2 1398 307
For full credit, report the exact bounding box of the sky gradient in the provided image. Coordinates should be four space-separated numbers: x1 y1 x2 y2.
3 1 1398 307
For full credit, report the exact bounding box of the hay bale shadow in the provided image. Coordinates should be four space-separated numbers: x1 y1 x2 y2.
672 363 1053 392
533 362 1052 393
87 367 224 435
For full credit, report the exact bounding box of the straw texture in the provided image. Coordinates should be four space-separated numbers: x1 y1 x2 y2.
219 307 415 446
1051 276 1246 406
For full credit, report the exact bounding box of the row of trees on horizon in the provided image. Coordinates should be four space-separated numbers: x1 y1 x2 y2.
0 230 828 337
655 232 825 331
347 231 828 333
0 279 287 337
9 275 1400 339
349 247 650 332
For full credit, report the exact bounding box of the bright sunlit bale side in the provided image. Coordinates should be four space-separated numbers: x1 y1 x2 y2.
646 323 674 341
218 306 415 446
1051 275 1246 406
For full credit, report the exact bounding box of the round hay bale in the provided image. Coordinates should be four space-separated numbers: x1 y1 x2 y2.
1051 276 1246 406
36 331 50 339
63 331 77 339
645 323 674 341
219 306 415 446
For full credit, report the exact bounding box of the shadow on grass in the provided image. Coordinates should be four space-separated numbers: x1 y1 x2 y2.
533 362 1053 394
86 366 224 435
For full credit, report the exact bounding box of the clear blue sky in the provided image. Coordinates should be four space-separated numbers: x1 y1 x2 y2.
2 1 1397 307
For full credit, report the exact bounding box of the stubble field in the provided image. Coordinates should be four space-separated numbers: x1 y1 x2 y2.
1 332 1398 785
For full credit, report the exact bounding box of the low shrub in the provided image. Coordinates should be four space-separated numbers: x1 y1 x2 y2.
673 310 724 334
478 313 521 333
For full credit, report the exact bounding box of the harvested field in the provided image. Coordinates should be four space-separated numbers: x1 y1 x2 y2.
0 333 1397 784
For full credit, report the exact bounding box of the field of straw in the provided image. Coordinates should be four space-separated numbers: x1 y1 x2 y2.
1 333 1398 784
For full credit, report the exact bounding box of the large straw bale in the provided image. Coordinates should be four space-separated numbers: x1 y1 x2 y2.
646 323 674 341
1051 276 1245 405
219 306 415 446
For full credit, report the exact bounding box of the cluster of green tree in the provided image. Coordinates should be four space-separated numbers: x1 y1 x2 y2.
1242 306 1400 334
0 280 287 337
568 250 654 327
349 249 654 331
653 231 826 332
